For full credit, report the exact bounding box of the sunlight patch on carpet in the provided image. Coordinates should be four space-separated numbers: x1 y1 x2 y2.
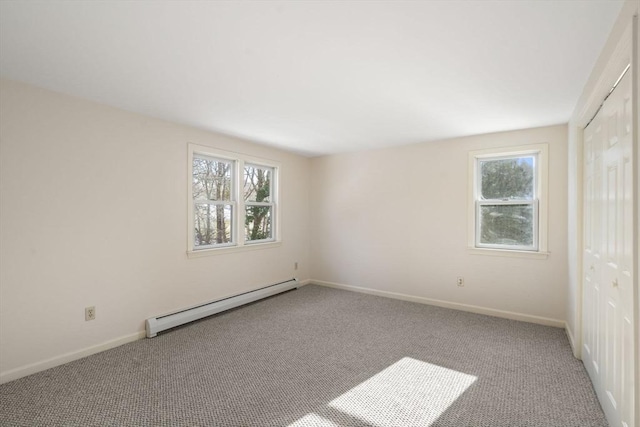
288 357 476 427
329 357 477 427
331 357 476 426
288 413 340 427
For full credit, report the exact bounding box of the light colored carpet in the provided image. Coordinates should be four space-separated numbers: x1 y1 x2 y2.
0 284 607 426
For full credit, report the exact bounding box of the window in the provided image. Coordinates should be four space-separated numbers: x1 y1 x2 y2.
244 164 274 242
188 144 279 256
468 144 548 256
192 156 234 248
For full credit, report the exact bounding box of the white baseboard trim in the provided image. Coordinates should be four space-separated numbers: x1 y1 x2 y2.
0 331 146 385
1 280 312 384
1 279 563 384
313 280 565 328
565 323 580 358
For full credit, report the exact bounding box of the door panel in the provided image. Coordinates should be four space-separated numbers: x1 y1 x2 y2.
583 70 634 427
583 117 603 383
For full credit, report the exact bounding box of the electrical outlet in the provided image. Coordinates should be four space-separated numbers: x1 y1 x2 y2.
294 262 298 270
457 277 464 287
85 306 96 321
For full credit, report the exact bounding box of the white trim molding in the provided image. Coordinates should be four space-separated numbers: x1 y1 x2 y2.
565 322 579 358
0 331 146 385
467 247 550 260
186 241 282 259
312 280 565 328
296 278 312 286
187 143 281 257
467 143 549 258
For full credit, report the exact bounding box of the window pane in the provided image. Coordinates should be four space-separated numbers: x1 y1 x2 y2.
245 205 272 241
244 165 271 202
480 156 534 200
193 157 232 201
479 204 534 247
194 204 232 246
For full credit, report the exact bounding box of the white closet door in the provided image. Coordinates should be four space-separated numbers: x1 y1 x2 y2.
583 109 604 393
583 70 634 427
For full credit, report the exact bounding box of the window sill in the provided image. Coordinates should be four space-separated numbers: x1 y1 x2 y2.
467 247 549 260
187 241 282 258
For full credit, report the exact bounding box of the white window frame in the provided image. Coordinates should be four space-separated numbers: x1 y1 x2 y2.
243 163 276 245
187 144 280 258
192 153 236 250
468 143 549 259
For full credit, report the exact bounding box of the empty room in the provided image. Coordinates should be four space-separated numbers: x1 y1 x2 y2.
0 1 638 426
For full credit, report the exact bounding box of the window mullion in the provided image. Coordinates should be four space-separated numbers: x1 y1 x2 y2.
478 199 535 206
245 202 273 207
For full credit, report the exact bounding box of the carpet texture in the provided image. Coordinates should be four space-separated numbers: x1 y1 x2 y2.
0 285 607 426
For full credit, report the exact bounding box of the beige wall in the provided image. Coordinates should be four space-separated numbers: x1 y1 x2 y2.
0 79 571 383
310 125 568 322
0 79 310 380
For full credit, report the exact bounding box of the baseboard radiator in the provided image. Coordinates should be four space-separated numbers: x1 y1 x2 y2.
145 278 299 338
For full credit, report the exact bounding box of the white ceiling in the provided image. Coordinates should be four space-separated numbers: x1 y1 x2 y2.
0 1 624 156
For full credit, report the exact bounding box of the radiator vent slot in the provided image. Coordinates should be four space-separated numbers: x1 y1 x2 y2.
145 278 298 338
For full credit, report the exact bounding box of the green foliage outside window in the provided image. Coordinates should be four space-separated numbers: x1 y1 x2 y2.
480 157 534 200
479 156 535 247
244 166 272 241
